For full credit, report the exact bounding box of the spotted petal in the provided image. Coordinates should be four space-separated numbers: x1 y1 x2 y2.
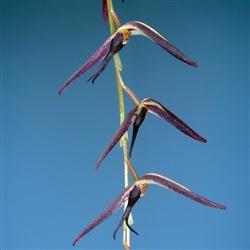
119 21 197 67
142 98 207 142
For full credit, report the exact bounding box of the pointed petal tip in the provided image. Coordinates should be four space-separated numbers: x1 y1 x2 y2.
197 136 207 143
202 138 207 143
58 88 64 95
190 61 198 67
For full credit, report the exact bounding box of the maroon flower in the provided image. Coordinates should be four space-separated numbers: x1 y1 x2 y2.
96 99 206 170
59 21 197 95
72 173 225 246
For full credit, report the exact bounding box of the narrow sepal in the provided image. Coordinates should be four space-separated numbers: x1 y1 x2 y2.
59 30 130 95
138 173 226 209
95 106 138 170
87 31 125 84
72 185 134 246
119 21 197 67
102 0 108 25
58 36 113 95
142 98 207 142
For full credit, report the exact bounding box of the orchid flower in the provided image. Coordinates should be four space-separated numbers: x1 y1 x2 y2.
96 99 206 170
59 21 197 95
72 172 226 246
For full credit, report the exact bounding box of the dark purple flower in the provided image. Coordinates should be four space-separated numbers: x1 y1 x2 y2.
96 99 206 170
72 173 225 246
59 21 197 95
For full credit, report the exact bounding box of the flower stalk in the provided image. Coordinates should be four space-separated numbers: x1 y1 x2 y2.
106 1 135 248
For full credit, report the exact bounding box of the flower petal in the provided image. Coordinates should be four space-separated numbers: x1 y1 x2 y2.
59 30 130 94
137 173 226 209
72 184 134 246
87 31 127 84
142 98 207 142
95 106 138 170
58 35 114 95
113 185 141 239
119 21 197 67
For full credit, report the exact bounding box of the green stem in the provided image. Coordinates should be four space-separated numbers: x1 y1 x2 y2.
107 1 131 248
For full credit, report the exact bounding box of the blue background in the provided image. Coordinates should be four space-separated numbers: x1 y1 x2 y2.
2 1 249 249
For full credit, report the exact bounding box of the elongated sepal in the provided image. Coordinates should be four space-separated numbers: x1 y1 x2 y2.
102 0 108 25
72 185 134 246
87 31 127 83
119 21 197 67
137 173 226 209
59 30 130 95
113 185 141 239
59 36 112 95
72 173 225 246
142 98 207 142
96 104 147 170
95 106 138 170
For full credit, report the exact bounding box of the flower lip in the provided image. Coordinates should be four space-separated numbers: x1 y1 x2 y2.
87 31 127 84
129 105 148 158
113 185 141 239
